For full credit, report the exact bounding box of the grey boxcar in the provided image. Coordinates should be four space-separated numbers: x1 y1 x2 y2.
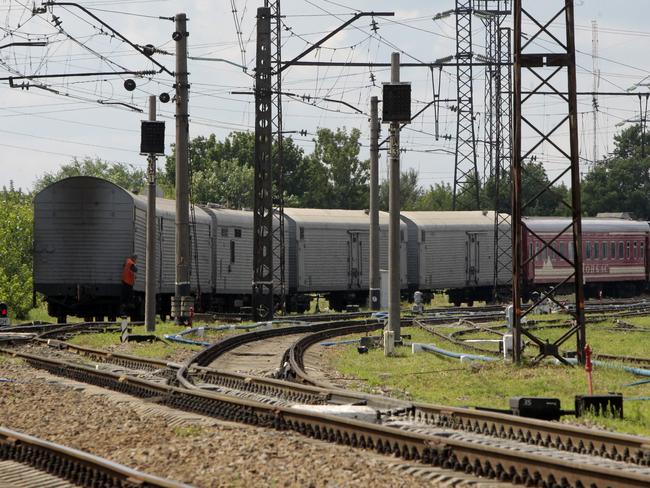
400 211 508 305
34 176 212 321
284 208 407 311
202 206 254 309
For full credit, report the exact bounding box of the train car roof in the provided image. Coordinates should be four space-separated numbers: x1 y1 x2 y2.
35 176 213 223
525 217 649 233
201 206 253 226
401 211 505 230
284 207 400 227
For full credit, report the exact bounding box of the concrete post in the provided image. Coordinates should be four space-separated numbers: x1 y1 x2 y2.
174 13 191 323
369 96 380 310
144 95 157 332
387 51 401 350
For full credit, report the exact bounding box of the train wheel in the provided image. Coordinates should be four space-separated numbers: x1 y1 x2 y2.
57 315 67 324
467 300 474 307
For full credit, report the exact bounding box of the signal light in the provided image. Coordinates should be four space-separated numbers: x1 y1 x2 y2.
0 303 7 317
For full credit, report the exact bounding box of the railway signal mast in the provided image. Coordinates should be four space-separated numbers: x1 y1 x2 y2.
512 0 586 364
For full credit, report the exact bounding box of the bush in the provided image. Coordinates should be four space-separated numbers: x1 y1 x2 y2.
0 184 33 319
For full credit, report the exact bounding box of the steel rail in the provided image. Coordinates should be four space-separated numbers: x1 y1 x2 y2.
2 347 648 487
284 323 650 467
0 427 190 488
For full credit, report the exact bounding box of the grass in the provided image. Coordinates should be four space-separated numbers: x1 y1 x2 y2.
173 425 203 437
330 325 650 436
66 322 203 360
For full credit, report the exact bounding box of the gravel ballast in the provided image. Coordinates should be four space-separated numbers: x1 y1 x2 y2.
0 357 474 487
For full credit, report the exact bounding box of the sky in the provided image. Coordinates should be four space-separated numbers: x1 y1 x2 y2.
0 0 649 193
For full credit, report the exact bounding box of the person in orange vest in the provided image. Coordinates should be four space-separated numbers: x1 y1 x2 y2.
120 254 138 315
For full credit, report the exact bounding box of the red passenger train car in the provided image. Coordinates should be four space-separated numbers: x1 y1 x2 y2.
523 217 649 298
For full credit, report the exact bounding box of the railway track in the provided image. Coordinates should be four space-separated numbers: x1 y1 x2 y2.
3 345 649 487
4 313 650 486
279 321 650 463
0 427 189 487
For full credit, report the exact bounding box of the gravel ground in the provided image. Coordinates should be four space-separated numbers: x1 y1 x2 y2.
0 357 456 488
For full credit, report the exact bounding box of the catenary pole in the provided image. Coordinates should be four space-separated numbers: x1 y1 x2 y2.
369 96 380 310
388 52 401 341
145 95 157 332
174 13 191 323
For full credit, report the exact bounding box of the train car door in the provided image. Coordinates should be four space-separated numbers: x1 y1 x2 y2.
348 231 364 289
465 232 481 285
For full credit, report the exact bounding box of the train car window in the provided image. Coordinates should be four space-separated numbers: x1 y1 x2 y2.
535 242 540 261
619 242 624 259
626 241 631 259
221 227 228 237
568 244 574 260
594 241 599 259
585 241 591 259
234 228 242 238
611 242 616 260
634 241 638 258
421 230 426 242
529 243 533 258
560 241 566 258
230 241 235 263
400 230 404 242
602 242 607 259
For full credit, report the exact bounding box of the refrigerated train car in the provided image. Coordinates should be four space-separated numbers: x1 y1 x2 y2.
284 207 407 311
400 211 509 305
33 177 650 321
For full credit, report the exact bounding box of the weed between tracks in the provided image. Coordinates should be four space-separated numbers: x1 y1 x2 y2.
330 325 650 436
67 322 211 361
173 425 203 437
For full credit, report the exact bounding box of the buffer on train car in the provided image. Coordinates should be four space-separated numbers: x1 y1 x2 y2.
0 303 8 327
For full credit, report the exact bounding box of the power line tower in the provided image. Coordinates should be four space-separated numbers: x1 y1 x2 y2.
493 25 513 296
591 20 600 167
453 0 479 210
512 0 586 364
474 1 512 297
268 0 286 314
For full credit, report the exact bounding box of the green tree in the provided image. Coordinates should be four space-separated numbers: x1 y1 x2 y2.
481 161 568 216
415 182 453 210
191 159 254 208
308 127 369 209
379 168 424 211
34 157 145 193
165 132 325 208
582 124 650 219
0 183 33 319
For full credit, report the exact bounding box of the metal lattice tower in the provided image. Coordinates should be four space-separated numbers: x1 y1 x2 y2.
493 26 513 294
252 7 274 321
474 1 512 296
512 0 586 364
453 0 480 210
269 0 286 313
